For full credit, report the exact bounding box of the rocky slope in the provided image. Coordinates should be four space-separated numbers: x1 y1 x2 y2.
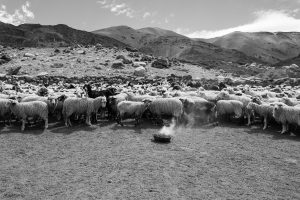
0 22 128 48
202 31 300 64
93 26 263 67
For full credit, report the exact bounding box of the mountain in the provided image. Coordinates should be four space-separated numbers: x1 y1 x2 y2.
201 31 300 64
93 26 263 66
275 54 300 67
0 22 128 48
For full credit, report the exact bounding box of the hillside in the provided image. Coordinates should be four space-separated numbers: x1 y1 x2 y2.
202 31 300 64
275 54 300 67
0 22 128 48
93 26 263 67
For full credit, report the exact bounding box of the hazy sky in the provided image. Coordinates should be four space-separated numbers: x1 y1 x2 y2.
1 0 300 38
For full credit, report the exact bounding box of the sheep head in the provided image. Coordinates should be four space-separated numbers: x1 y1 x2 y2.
7 99 18 107
142 99 152 108
216 91 229 101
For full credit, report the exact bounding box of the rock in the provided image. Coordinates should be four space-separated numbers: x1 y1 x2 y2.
134 66 146 76
128 52 140 58
285 64 300 78
63 49 71 53
140 55 153 62
54 49 60 53
95 43 102 50
132 62 147 68
50 63 64 68
23 75 35 82
94 66 102 70
151 58 170 69
24 53 35 57
116 55 132 64
37 72 49 76
6 66 21 75
0 53 11 62
125 47 138 52
111 61 125 69
77 50 86 54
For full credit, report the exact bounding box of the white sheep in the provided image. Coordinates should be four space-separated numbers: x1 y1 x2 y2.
216 91 251 107
180 97 216 123
281 97 300 107
246 102 274 130
273 102 300 134
147 98 183 123
62 96 107 127
216 100 244 120
21 95 57 114
116 100 151 126
7 100 48 131
125 92 156 102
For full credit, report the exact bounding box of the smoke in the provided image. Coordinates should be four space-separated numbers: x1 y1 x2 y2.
159 118 177 136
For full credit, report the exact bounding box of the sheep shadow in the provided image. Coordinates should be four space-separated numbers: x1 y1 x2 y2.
50 124 99 135
245 124 300 142
0 123 46 135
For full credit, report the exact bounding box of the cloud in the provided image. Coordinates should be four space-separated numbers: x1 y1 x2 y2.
97 0 134 18
143 12 151 19
179 10 300 39
0 1 34 25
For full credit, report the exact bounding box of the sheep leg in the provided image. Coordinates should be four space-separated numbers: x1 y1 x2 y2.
86 115 92 126
21 119 26 131
67 118 72 127
44 118 48 129
247 113 251 126
117 113 124 126
263 116 267 130
281 123 287 134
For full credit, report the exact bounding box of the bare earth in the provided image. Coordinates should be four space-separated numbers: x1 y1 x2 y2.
0 119 299 200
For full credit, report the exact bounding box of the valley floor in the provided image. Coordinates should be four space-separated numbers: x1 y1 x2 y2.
0 120 299 200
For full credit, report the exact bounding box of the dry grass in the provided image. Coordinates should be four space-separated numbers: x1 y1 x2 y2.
0 119 299 200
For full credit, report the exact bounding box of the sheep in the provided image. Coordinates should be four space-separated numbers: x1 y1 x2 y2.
107 93 129 120
180 97 216 124
273 102 300 134
246 102 274 130
281 97 300 107
116 100 151 126
147 98 183 124
21 95 57 114
216 91 251 107
125 92 156 102
6 100 48 131
62 96 107 127
0 99 12 125
216 100 244 121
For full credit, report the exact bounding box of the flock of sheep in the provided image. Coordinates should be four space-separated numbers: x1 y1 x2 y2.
0 79 299 134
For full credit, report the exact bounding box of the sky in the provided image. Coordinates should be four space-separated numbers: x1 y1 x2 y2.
1 0 300 38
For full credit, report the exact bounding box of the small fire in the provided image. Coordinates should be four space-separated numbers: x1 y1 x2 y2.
159 118 176 136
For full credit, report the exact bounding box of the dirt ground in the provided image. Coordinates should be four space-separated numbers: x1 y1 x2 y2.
0 119 299 200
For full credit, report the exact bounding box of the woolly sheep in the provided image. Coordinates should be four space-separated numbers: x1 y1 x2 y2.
21 95 57 114
216 91 251 107
7 100 48 131
281 97 300 107
116 100 151 126
0 99 12 124
180 97 216 123
246 102 274 130
216 100 244 120
147 98 183 123
273 102 300 134
62 96 107 127
125 92 156 102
